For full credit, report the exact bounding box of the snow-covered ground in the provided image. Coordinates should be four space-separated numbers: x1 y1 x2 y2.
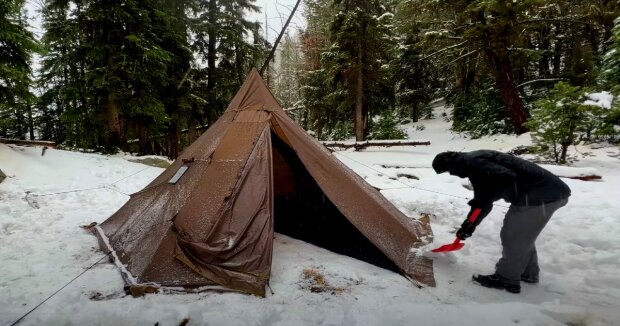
1 106 620 326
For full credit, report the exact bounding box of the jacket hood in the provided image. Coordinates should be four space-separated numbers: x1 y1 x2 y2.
432 151 467 177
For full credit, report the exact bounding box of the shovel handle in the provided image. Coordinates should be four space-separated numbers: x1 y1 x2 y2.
468 208 482 223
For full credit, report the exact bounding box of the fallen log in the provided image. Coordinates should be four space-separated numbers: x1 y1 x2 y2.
0 138 57 148
563 175 602 181
322 140 431 151
540 164 603 182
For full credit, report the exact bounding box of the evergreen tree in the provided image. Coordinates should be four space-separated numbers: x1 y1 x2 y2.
192 0 266 124
0 0 38 139
274 34 303 122
391 29 438 122
401 0 620 135
38 0 86 145
38 0 197 155
298 0 334 138
602 17 620 89
322 0 396 141
82 0 174 150
525 82 620 163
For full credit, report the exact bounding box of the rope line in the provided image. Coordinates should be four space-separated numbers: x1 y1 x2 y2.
104 185 131 197
335 152 510 209
9 254 110 326
27 165 153 199
28 186 107 198
12 166 154 322
110 166 152 185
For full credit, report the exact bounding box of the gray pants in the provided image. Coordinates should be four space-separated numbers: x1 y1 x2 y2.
495 198 568 283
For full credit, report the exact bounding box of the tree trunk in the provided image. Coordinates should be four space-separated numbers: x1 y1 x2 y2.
552 24 563 76
538 28 551 79
486 50 529 134
560 142 569 164
585 24 600 60
355 36 364 141
476 8 528 134
106 92 122 147
316 116 324 140
16 109 24 139
138 124 150 155
104 14 121 148
207 0 217 101
187 117 200 144
27 101 34 140
168 120 180 159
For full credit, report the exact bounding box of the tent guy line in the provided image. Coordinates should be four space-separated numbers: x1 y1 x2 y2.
8 254 111 326
24 165 153 199
109 165 153 185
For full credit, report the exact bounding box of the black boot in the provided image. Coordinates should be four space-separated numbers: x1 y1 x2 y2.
520 274 539 284
472 274 521 294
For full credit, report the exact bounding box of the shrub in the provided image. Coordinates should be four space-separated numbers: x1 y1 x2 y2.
451 86 514 138
525 82 618 163
324 120 354 141
368 110 407 140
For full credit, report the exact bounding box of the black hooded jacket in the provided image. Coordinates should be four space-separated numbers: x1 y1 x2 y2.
433 150 571 225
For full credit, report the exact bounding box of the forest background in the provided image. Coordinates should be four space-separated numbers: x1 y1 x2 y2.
2 0 620 163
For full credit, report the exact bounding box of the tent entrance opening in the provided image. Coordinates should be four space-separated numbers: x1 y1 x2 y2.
271 132 399 273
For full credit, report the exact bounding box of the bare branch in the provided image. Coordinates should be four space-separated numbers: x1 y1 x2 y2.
443 49 479 67
422 41 468 60
517 78 564 87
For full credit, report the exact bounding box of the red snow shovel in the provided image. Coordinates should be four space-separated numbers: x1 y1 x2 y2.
432 237 465 252
431 208 482 253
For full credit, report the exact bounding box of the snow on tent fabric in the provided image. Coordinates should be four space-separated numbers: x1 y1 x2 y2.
92 69 435 296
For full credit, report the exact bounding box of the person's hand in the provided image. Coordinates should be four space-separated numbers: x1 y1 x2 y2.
456 220 476 240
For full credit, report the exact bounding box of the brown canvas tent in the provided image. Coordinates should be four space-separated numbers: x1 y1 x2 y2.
93 69 435 296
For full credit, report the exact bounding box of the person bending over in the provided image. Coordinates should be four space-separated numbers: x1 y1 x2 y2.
432 150 571 293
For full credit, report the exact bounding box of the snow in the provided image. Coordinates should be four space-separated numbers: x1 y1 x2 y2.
2 105 620 325
584 92 614 109
540 165 600 179
604 48 617 58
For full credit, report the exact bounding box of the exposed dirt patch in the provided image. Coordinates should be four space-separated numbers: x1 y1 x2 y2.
127 157 171 168
298 267 362 295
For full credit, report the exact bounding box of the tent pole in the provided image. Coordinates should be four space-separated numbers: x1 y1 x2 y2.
259 0 302 77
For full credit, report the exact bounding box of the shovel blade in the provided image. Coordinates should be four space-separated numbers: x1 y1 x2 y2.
431 238 464 252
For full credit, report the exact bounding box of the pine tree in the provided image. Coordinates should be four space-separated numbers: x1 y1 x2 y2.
391 31 437 122
298 0 334 138
82 0 176 150
400 0 620 135
38 0 85 145
602 17 620 89
142 0 198 157
0 0 38 139
525 82 619 163
323 0 396 141
38 0 197 155
192 0 266 124
274 34 303 122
